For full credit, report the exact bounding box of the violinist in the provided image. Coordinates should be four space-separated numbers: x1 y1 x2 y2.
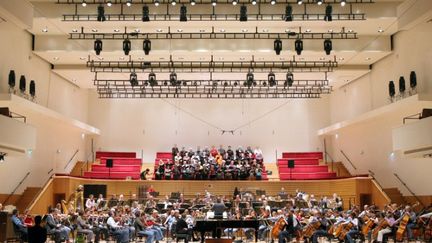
107 211 130 243
86 194 96 210
76 210 95 243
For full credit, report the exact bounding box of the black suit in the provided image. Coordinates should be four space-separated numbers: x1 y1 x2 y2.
28 225 47 243
211 203 226 217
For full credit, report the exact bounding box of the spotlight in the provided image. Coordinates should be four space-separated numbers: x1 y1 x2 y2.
130 72 138 86
81 0 87 7
94 39 103 55
180 5 188 22
410 71 417 89
171 0 176 6
268 72 276 87
143 39 151 55
285 5 293 21
295 39 303 55
324 5 332 21
223 81 229 87
340 0 346 7
170 72 178 86
251 0 257 5
262 81 267 86
0 153 5 162
183 80 188 86
399 76 406 94
126 0 132 7
324 39 332 55
19 75 26 93
246 72 254 87
154 0 160 6
107 0 112 7
232 0 238 5
149 72 157 86
97 5 106 22
240 6 247 22
191 0 196 5
163 80 168 86
388 81 395 98
274 39 282 55
212 0 217 6
123 39 131 55
30 80 36 98
142 5 150 22
270 0 276 5
297 0 303 4
316 0 323 5
285 72 294 87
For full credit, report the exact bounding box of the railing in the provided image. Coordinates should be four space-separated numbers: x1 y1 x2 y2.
27 175 54 213
393 173 425 208
368 170 391 203
340 150 358 171
64 149 79 170
2 172 30 205
9 111 27 123
80 151 95 176
403 112 421 124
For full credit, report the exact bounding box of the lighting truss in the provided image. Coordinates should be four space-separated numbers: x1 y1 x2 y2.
94 79 331 99
87 59 338 73
57 0 374 5
70 27 358 40
63 12 365 22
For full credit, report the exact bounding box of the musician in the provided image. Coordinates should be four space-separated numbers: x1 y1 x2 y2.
96 194 105 207
148 209 166 238
399 205 417 240
45 208 71 243
343 212 360 243
108 194 119 208
375 212 396 243
278 209 299 243
254 147 263 163
278 188 287 199
145 196 157 210
11 209 28 241
172 144 179 159
134 211 157 243
175 213 194 240
0 203 3 211
86 194 96 209
211 198 226 218
107 211 130 243
23 209 34 227
309 211 330 243
76 210 95 243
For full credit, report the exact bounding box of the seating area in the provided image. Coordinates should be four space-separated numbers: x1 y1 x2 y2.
277 152 336 180
84 151 142 180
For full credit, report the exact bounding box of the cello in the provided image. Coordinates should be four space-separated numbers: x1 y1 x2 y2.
271 217 287 240
361 215 375 236
396 202 419 241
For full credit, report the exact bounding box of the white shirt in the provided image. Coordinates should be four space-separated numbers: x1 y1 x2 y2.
86 199 96 209
107 217 119 229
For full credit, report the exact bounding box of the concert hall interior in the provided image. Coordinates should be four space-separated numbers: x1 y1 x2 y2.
0 0 432 242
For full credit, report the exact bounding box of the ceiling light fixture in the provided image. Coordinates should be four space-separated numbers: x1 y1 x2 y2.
42 27 48 33
81 0 87 7
72 29 78 33
191 0 196 5
107 0 112 7
317 0 323 5
126 0 132 7
274 39 282 55
270 0 276 5
251 0 257 5
340 0 346 7
324 39 332 55
154 0 160 6
297 0 303 5
232 0 238 6
171 0 177 6
212 0 217 6
378 28 384 33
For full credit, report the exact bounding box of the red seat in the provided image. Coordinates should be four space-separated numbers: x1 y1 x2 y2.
95 151 136 160
279 172 336 180
278 165 328 173
83 171 140 180
91 164 141 172
282 152 323 159
277 158 319 166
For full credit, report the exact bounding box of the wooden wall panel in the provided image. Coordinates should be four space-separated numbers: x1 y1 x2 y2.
29 180 54 215
50 176 373 210
0 194 21 206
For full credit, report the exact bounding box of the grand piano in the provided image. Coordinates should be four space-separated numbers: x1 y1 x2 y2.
194 219 260 243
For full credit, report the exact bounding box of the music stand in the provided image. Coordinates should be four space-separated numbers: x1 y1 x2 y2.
288 160 295 180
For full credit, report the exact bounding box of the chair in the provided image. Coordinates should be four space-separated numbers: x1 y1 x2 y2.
10 223 24 243
172 223 189 243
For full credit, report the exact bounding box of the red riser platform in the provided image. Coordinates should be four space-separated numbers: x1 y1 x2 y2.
99 158 141 166
279 172 336 180
156 152 172 159
95 151 136 159
277 159 319 166
83 171 140 179
282 152 323 159
278 166 329 173
91 165 141 172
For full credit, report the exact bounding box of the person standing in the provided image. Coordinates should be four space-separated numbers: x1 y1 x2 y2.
28 215 47 243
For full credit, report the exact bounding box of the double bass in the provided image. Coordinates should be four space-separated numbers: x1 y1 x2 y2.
396 214 410 241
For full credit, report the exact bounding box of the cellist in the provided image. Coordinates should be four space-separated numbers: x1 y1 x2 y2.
374 211 396 243
342 212 360 243
308 210 331 243
396 205 417 241
278 209 300 243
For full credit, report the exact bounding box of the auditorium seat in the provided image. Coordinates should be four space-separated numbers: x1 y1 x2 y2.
277 151 336 180
83 171 141 179
95 151 136 160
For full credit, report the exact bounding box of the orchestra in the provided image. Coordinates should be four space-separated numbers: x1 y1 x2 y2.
12 185 432 243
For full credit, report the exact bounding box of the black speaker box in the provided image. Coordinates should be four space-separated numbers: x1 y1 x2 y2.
106 159 113 168
288 159 295 168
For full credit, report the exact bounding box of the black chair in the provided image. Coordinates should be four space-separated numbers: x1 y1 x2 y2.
172 223 189 243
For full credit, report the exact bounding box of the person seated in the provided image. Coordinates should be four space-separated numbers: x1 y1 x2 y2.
45 208 71 243
175 213 193 242
86 194 96 210
28 215 47 243
11 209 28 241
76 211 94 243
107 211 130 243
23 209 34 227
134 212 156 243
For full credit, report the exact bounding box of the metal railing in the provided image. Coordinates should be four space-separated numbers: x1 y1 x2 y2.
393 173 425 208
340 149 357 171
2 172 30 205
64 149 79 170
